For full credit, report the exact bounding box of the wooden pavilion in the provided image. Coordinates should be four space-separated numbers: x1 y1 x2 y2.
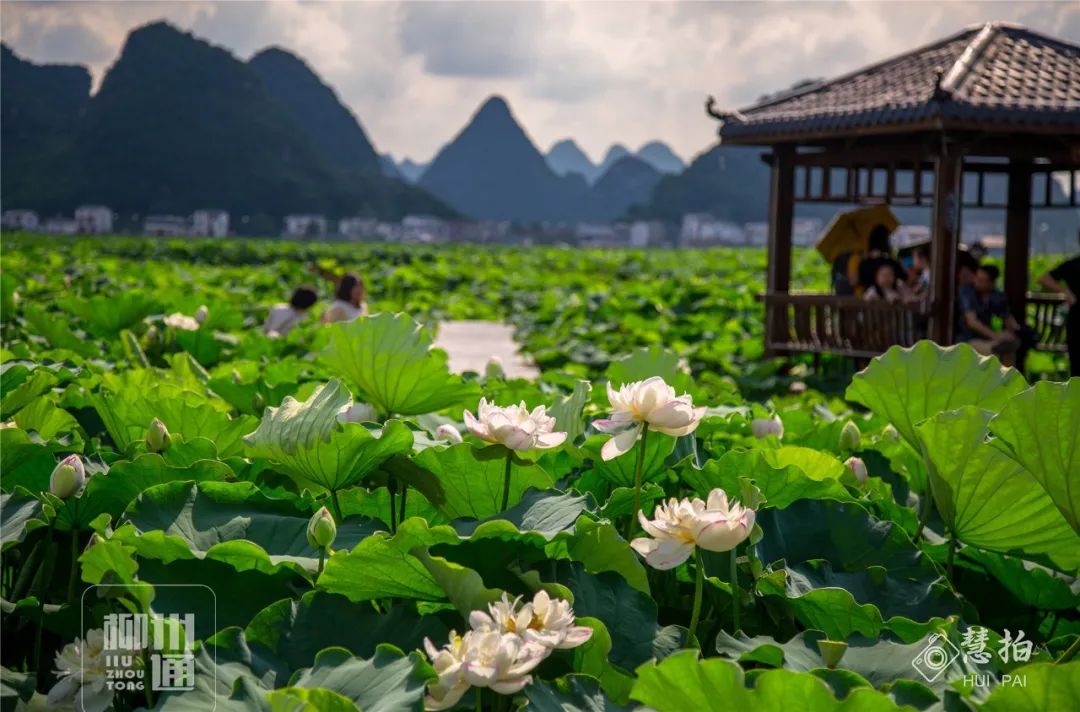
708 22 1080 358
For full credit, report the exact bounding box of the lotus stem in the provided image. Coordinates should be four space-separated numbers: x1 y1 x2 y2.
1056 635 1080 664
946 533 957 581
329 490 343 522
317 548 326 579
730 547 741 633
500 452 513 512
399 484 409 523
389 477 398 534
475 687 483 712
625 427 650 539
67 529 79 601
914 490 933 541
688 548 705 646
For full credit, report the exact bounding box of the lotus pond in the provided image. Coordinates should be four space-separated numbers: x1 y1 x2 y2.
0 235 1077 712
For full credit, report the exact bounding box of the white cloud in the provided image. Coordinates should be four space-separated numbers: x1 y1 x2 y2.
2 1 1077 164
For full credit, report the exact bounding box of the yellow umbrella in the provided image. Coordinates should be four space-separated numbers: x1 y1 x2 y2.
815 205 900 263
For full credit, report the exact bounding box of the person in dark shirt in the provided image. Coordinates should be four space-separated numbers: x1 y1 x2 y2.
1039 232 1080 376
856 224 907 295
958 264 1020 366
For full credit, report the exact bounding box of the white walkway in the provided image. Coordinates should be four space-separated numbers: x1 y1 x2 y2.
434 320 540 380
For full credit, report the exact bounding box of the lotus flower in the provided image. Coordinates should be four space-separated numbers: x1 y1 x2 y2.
839 421 861 451
145 418 171 453
423 629 546 710
750 416 784 439
49 455 86 499
845 456 868 485
631 488 756 570
306 506 337 550
435 424 464 444
47 629 115 712
463 399 566 451
469 591 592 651
194 304 209 324
593 377 705 461
337 402 378 424
881 424 901 442
164 312 200 331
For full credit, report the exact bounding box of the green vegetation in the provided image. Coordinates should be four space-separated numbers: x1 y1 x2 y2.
1 235 1076 711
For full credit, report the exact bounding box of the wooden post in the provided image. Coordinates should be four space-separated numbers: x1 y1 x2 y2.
929 146 962 344
1004 159 1032 323
766 144 795 349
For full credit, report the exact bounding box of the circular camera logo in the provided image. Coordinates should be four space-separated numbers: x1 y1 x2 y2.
911 633 962 682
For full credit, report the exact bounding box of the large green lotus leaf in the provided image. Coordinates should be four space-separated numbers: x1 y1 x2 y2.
845 342 1026 448
961 548 1080 611
980 662 1080 712
681 450 852 510
413 547 504 617
631 650 905 711
117 481 383 577
0 360 79 419
244 592 448 672
451 489 593 539
754 499 933 580
549 379 593 445
0 489 48 551
266 687 358 712
94 379 256 456
523 675 633 712
915 407 1080 571
243 380 413 493
990 379 1080 535
21 304 97 357
570 617 635 705
605 346 694 394
402 443 554 519
11 397 82 445
320 312 479 416
78 452 233 524
60 291 159 338
285 646 430 712
0 428 57 492
581 432 676 488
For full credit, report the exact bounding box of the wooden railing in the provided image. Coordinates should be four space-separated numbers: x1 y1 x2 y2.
760 294 927 358
759 291 1069 358
1026 292 1067 353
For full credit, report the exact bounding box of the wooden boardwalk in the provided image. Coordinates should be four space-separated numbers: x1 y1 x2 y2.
433 320 540 380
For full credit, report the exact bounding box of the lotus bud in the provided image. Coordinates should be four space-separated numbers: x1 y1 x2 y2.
306 506 337 550
435 424 463 444
251 391 266 413
337 402 378 424
484 357 505 381
145 418 171 453
49 455 86 499
788 381 807 394
750 416 784 439
84 533 106 553
194 305 209 324
882 424 900 442
839 421 861 451
817 639 848 669
845 456 868 485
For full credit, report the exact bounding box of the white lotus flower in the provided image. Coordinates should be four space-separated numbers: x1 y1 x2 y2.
593 377 705 461
194 304 209 324
422 629 546 711
463 399 567 451
469 591 592 651
47 629 115 712
435 424 464 444
49 455 86 499
750 416 784 439
164 312 200 331
845 456 868 485
337 402 378 424
631 488 756 570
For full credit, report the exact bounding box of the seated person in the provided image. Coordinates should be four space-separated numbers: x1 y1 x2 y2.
908 245 931 297
322 273 368 324
958 264 1020 366
263 286 318 337
857 225 907 296
863 263 909 304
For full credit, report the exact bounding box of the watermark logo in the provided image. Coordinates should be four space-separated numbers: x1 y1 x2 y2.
911 627 1030 688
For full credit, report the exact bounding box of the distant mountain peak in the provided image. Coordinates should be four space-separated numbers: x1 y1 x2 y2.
636 141 685 175
475 95 513 121
546 139 597 182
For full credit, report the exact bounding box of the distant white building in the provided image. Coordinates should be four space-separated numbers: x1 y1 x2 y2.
144 215 188 237
338 217 377 241
283 214 327 239
192 210 229 237
575 222 629 248
374 221 403 242
42 217 78 235
680 213 744 246
402 215 449 243
74 205 113 234
630 220 667 247
1 210 39 231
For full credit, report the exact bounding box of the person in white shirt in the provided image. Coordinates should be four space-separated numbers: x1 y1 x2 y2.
263 286 318 337
321 272 369 324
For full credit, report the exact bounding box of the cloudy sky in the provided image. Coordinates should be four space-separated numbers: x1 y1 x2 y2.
2 1 1077 164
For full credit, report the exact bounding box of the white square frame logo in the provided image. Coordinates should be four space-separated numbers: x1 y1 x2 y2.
80 583 217 710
